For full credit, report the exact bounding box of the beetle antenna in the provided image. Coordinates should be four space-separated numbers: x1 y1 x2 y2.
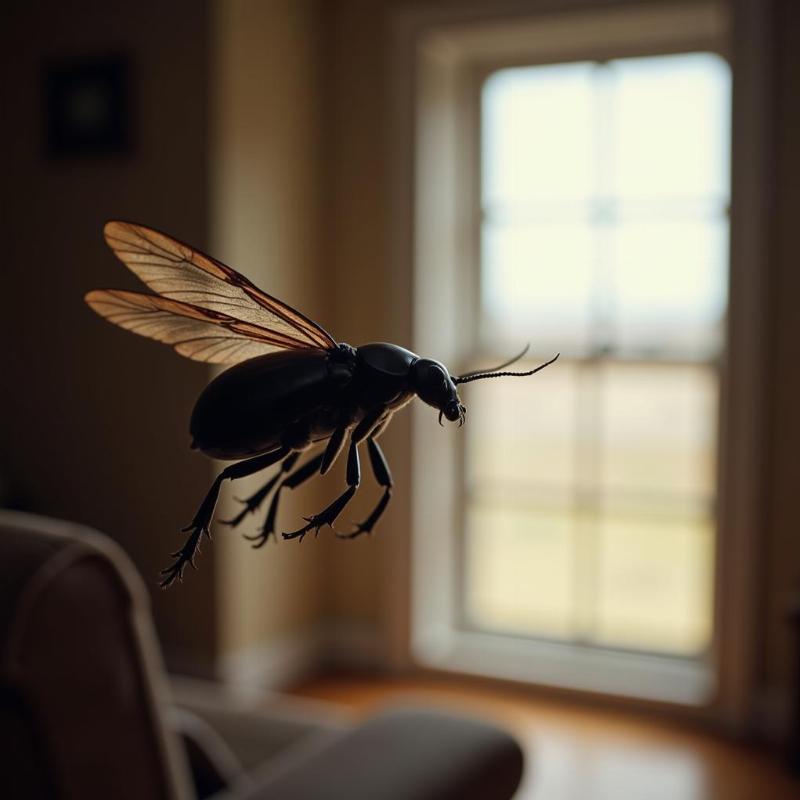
455 343 530 381
453 353 559 385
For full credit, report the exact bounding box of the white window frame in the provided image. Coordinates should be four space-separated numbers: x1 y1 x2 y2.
386 0 771 722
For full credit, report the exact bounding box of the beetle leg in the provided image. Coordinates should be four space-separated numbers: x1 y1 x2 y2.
283 438 361 542
219 452 300 528
160 446 291 588
351 406 387 443
320 426 348 474
255 423 348 545
246 424 348 547
370 415 391 439
247 451 325 548
338 436 394 539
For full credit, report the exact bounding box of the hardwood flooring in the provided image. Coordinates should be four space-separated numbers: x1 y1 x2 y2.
289 673 799 800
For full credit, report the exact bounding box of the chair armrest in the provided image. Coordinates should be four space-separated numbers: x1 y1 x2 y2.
170 676 348 772
235 706 524 800
169 707 248 799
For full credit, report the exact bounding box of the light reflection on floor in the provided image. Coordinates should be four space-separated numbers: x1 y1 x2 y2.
517 734 705 800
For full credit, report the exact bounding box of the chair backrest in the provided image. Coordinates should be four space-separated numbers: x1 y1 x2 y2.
0 510 193 800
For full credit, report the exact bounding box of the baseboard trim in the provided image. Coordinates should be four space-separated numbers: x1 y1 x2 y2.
324 622 384 672
217 623 382 691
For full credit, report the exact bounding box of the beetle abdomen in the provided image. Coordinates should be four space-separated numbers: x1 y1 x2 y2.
190 349 341 459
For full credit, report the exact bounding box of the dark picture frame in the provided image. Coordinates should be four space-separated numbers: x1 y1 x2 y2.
44 54 133 158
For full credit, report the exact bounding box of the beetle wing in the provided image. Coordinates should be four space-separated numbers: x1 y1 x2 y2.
85 289 317 364
102 221 337 351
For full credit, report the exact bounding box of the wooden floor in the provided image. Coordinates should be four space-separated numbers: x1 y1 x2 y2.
289 673 799 800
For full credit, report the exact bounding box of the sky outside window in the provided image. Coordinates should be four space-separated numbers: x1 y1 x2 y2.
480 52 730 360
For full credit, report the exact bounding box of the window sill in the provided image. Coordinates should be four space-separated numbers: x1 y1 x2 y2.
414 628 713 706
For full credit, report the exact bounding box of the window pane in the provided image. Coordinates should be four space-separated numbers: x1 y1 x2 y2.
610 53 731 200
482 222 594 352
594 512 714 655
467 359 578 493
611 218 728 357
483 62 595 206
599 363 717 501
465 505 576 638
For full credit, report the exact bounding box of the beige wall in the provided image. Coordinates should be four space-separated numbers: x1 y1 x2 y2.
210 0 332 655
210 0 416 660
317 0 397 634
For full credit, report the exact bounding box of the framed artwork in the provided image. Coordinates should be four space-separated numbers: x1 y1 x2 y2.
44 55 133 158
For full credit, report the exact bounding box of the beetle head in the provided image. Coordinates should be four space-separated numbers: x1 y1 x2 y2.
411 358 466 426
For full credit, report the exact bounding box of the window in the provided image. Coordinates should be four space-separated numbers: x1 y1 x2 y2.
466 53 730 657
409 2 738 704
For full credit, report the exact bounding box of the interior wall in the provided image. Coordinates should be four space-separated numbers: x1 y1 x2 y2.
761 0 800 735
318 0 394 635
0 1 217 672
318 0 433 663
211 0 332 659
209 0 432 668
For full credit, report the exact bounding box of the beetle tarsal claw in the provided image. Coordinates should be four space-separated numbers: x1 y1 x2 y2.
284 498 351 542
282 523 313 542
438 411 444 426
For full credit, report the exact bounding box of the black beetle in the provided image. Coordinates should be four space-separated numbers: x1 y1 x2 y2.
86 221 558 586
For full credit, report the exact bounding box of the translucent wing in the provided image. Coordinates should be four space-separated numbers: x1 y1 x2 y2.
85 289 325 364
102 220 336 351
